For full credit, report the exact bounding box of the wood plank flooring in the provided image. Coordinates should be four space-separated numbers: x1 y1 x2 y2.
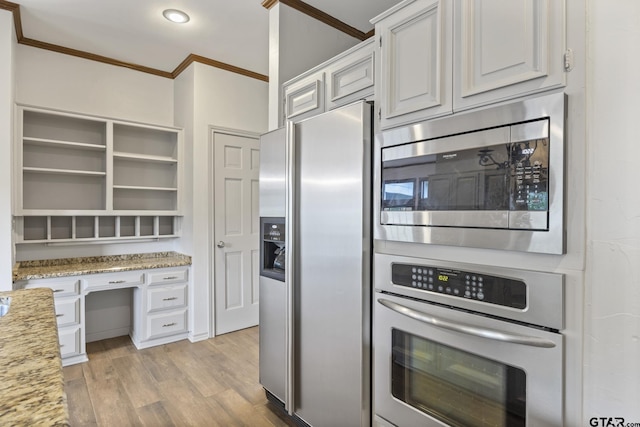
63 327 296 427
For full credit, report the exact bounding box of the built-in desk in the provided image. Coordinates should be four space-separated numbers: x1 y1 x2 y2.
0 288 69 425
13 251 192 366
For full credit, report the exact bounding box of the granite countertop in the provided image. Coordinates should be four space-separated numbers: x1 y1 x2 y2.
13 251 192 282
0 288 69 426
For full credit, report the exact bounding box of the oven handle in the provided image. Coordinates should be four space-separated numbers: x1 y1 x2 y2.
378 298 557 348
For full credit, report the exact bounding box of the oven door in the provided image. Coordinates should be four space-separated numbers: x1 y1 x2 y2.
374 293 563 427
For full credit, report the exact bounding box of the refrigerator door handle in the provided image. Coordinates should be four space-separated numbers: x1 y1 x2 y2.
284 119 296 415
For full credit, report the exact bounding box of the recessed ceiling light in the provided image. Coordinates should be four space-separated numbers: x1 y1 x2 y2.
163 9 190 24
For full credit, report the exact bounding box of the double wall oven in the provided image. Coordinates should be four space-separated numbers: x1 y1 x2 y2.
372 93 568 427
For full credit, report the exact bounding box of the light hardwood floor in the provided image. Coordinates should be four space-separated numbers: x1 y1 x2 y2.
63 327 295 427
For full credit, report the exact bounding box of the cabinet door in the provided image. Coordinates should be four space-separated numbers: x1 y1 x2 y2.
376 0 453 129
453 0 566 111
325 39 375 110
283 71 325 122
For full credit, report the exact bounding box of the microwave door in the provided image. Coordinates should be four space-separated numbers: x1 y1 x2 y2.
381 127 512 229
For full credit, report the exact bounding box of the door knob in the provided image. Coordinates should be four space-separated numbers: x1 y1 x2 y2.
217 241 225 248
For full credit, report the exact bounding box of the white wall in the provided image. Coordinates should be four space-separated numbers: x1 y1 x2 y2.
16 45 174 125
175 62 268 340
583 1 640 419
14 45 178 261
268 3 360 130
0 10 15 291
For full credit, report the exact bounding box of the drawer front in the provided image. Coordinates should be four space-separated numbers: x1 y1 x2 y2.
58 326 82 358
326 42 375 109
84 271 144 291
147 284 187 312
55 296 81 327
146 309 187 340
147 268 188 286
284 72 325 121
24 278 80 297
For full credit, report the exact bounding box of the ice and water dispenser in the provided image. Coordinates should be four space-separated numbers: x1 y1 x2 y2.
260 217 285 282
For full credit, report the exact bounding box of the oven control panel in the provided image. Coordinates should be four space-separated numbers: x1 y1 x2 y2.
391 263 527 309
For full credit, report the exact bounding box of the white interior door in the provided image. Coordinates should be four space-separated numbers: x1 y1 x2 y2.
212 130 260 335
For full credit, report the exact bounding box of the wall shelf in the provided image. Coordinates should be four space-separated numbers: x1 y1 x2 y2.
23 167 107 177
23 137 107 151
112 152 178 164
15 105 183 244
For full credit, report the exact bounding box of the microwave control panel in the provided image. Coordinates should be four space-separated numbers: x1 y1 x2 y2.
510 138 550 212
391 263 527 309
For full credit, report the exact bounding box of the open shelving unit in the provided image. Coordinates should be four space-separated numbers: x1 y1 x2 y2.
15 106 183 244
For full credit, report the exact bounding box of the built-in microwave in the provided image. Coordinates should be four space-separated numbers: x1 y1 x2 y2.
375 92 566 254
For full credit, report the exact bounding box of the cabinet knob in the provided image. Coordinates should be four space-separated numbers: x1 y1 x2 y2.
216 241 225 248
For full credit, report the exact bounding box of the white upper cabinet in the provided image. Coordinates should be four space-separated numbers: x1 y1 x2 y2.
325 40 376 110
373 0 453 129
283 38 375 123
373 0 566 129
284 70 326 122
453 0 566 111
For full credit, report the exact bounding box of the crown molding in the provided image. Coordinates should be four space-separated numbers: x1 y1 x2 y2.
261 0 278 9
172 54 269 82
0 0 269 82
262 0 370 41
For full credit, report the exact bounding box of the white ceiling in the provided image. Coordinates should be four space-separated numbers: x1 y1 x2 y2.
14 0 400 77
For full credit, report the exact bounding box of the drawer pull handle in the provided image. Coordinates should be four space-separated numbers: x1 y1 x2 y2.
162 322 177 327
108 280 127 284
162 297 178 301
59 344 65 348
56 314 64 317
163 276 179 280
53 289 65 293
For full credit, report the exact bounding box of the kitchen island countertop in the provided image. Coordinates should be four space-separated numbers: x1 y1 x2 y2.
12 251 192 282
0 288 69 426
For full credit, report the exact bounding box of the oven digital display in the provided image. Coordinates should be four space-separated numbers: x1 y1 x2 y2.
391 263 527 309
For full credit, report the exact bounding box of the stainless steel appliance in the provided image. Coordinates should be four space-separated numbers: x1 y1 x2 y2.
259 128 287 404
285 101 372 426
259 103 373 426
375 92 566 254
373 253 564 427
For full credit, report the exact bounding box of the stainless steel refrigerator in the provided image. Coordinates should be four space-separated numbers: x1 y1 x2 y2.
258 127 287 404
259 101 372 427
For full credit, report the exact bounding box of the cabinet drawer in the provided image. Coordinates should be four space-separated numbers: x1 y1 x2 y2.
55 296 81 327
284 71 325 121
58 326 82 358
24 278 80 297
147 268 188 286
84 271 144 291
146 309 187 340
147 284 187 312
326 40 375 110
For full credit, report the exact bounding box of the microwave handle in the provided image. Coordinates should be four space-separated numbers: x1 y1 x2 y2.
378 298 556 348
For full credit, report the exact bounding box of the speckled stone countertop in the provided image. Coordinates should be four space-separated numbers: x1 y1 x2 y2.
13 251 192 282
0 288 69 426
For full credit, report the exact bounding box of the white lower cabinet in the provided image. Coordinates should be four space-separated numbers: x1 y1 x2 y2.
23 278 87 366
131 266 190 350
146 284 188 313
18 265 190 366
145 309 188 341
58 326 83 359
